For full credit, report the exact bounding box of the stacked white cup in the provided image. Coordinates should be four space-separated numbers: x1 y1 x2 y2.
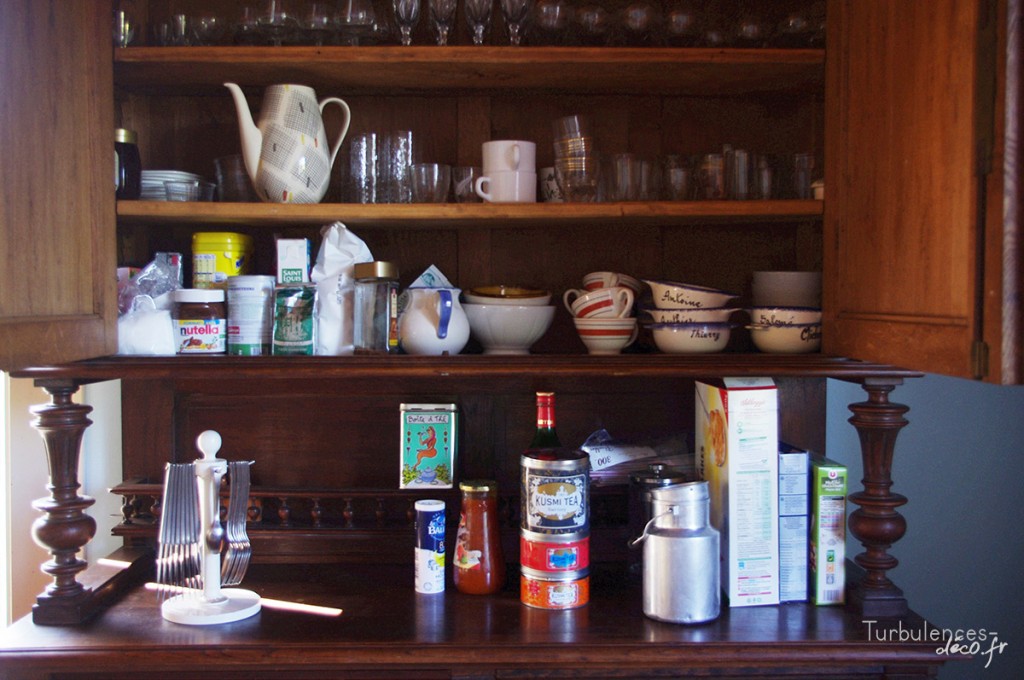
474 140 537 202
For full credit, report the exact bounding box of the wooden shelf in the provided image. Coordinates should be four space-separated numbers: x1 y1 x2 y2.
11 353 920 384
113 46 825 96
117 199 824 229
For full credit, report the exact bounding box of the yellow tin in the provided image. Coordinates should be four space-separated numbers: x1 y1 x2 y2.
192 232 254 289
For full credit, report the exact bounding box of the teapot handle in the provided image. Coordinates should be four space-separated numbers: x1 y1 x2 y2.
435 289 453 340
318 97 352 170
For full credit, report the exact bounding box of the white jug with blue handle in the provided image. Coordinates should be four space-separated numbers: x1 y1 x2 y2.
398 287 470 356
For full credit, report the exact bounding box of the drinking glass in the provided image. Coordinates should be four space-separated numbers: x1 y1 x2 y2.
255 0 299 45
412 163 452 203
386 130 416 203
393 0 422 45
337 0 379 45
464 0 493 45
554 157 600 203
608 153 640 201
499 0 533 45
532 0 572 45
191 12 227 45
698 153 725 199
662 155 692 201
348 132 383 203
300 1 337 45
113 10 135 47
453 166 483 202
427 0 457 44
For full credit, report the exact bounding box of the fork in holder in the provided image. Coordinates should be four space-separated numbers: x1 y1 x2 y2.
155 430 261 625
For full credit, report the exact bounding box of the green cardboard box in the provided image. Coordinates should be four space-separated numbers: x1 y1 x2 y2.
810 457 847 605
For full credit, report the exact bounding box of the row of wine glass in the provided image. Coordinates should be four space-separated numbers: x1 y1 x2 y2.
120 1 825 48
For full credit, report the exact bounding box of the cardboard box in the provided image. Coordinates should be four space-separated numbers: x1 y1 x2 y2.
696 378 779 607
400 403 457 489
276 238 311 284
778 442 809 602
810 457 847 605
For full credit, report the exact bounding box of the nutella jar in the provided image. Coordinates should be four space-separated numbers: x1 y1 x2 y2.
172 288 227 354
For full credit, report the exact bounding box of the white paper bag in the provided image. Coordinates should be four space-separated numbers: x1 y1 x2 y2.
310 222 373 355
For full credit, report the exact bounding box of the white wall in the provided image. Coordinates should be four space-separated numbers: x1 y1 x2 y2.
827 375 1024 680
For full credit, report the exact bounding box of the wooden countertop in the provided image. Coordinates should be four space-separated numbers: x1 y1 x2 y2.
0 562 949 678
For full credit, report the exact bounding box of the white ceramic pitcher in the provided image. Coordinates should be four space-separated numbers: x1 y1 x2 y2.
225 82 351 204
398 288 470 356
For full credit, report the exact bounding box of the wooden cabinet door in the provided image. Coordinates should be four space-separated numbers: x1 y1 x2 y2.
824 0 1019 382
0 0 117 372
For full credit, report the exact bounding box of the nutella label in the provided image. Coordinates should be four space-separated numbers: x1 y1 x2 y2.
174 319 227 353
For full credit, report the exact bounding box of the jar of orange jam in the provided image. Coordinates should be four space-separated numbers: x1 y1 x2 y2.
454 480 506 595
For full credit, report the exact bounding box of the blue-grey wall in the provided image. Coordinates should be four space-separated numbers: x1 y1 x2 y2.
827 375 1024 679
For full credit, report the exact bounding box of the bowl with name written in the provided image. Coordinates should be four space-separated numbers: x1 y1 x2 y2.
649 322 734 353
641 306 741 324
748 306 821 326
642 279 738 309
748 321 822 354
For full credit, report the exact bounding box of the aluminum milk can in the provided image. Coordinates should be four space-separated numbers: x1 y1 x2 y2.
637 480 720 624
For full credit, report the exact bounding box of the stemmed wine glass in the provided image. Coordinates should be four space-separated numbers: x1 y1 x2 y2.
300 1 337 45
337 0 378 45
428 0 458 45
393 0 422 45
255 0 299 46
464 0 493 45
499 0 533 45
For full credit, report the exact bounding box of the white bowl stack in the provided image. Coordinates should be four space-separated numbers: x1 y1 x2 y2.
640 279 740 354
748 271 823 353
462 286 554 355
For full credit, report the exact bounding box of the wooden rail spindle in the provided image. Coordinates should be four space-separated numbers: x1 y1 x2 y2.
846 379 910 617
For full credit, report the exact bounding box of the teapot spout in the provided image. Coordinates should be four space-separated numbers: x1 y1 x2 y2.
224 82 261 184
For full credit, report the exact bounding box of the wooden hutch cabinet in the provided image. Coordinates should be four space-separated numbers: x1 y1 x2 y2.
1 0 1016 677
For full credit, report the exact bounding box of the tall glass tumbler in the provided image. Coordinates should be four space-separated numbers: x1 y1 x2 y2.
386 130 416 203
348 132 383 203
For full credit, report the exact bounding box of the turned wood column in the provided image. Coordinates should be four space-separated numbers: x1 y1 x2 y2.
28 380 97 625
846 379 910 617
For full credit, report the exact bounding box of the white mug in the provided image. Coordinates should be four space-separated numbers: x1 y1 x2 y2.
475 171 537 203
482 140 536 173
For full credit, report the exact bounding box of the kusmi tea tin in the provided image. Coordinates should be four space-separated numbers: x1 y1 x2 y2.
521 450 589 535
520 565 590 582
414 499 446 594
401 404 457 489
520 573 590 609
519 531 590 573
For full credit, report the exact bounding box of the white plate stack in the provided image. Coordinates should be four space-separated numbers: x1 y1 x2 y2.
141 170 205 200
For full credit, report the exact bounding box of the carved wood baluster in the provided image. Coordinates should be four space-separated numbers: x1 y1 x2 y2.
120 494 135 525
311 498 323 527
846 379 910 617
343 497 354 527
27 381 97 624
278 497 292 526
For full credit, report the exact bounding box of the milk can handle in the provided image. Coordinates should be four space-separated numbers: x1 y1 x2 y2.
628 507 677 549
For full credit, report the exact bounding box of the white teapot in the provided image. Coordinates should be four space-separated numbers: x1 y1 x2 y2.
225 82 351 204
398 288 470 356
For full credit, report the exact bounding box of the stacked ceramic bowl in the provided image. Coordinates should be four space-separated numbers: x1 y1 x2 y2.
748 271 822 353
552 115 601 203
462 286 555 355
640 279 740 353
564 271 643 355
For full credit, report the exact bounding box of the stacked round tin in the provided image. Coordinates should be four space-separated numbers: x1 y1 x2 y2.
519 449 590 609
